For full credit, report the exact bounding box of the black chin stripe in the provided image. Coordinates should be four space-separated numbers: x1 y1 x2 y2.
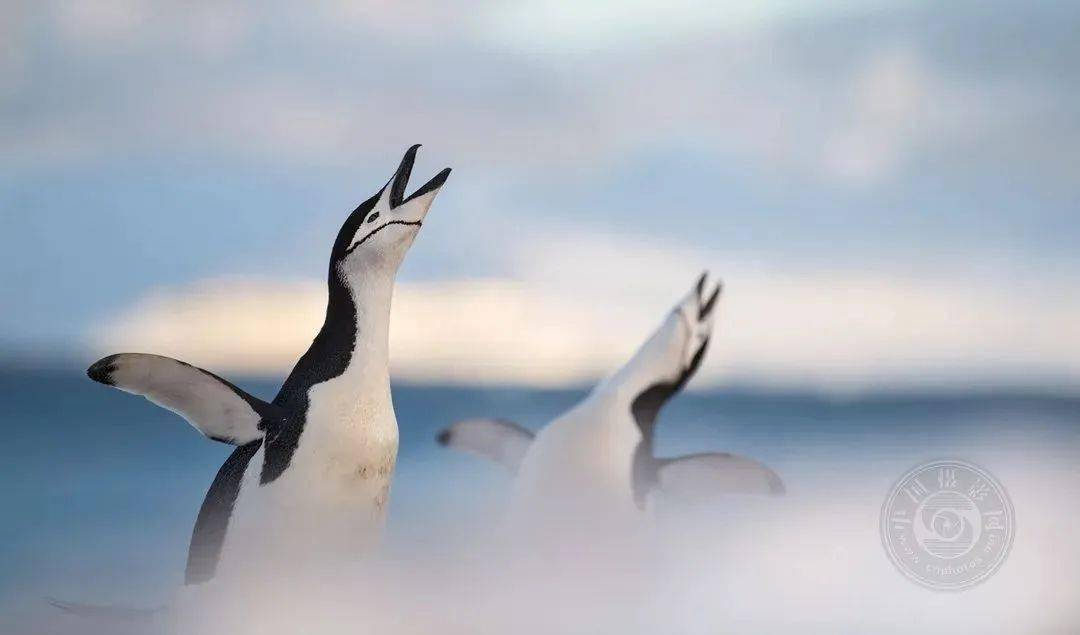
343 220 422 256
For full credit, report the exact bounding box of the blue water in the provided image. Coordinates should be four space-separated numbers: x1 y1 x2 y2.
2 368 1079 628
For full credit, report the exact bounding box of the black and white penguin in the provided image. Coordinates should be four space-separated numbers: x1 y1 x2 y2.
436 275 783 523
87 145 451 586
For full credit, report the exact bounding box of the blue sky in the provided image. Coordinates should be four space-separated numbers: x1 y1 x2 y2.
2 1 1078 389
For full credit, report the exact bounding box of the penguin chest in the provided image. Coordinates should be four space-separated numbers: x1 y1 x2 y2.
215 391 398 576
290 379 399 509
216 441 395 582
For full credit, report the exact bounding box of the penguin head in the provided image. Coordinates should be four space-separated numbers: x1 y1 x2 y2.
624 273 722 391
623 274 722 432
331 145 451 279
667 272 721 376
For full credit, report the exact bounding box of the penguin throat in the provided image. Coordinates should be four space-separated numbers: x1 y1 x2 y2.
283 271 393 400
341 277 394 382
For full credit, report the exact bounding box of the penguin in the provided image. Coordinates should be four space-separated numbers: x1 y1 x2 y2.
436 275 783 523
86 145 451 586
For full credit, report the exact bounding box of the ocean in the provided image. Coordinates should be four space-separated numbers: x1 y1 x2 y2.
2 368 1078 633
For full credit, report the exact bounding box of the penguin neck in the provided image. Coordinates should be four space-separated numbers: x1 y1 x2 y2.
600 331 684 441
328 271 394 386
599 341 669 407
261 268 397 485
274 268 395 414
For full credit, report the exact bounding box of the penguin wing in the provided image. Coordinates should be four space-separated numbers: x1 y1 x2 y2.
436 418 534 472
86 353 283 445
656 453 785 500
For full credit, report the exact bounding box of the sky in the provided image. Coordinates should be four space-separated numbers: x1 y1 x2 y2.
2 0 1079 390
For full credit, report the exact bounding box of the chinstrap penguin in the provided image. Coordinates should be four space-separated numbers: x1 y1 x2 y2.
86 145 451 588
437 275 783 527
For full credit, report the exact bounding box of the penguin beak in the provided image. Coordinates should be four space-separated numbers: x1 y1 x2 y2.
674 272 721 370
387 144 452 214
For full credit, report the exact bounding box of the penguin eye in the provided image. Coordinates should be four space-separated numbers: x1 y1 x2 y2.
367 212 380 224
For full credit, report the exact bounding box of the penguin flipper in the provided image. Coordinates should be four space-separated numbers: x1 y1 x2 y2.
436 418 534 472
656 452 785 501
86 353 283 445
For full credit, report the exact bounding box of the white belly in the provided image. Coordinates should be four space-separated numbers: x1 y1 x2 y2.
214 375 400 581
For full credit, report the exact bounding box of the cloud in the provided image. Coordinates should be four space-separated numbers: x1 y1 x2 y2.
52 0 151 46
8 1 1080 362
5 1 1076 189
85 276 654 387
50 0 251 57
479 0 879 53
86 233 1080 390
820 45 930 184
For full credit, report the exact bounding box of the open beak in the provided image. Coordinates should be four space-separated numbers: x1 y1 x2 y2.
387 144 452 209
673 272 721 369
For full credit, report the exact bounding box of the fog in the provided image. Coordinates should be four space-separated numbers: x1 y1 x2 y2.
20 436 1078 635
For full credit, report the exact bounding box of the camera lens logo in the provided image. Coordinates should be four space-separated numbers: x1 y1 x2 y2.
881 460 1013 590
